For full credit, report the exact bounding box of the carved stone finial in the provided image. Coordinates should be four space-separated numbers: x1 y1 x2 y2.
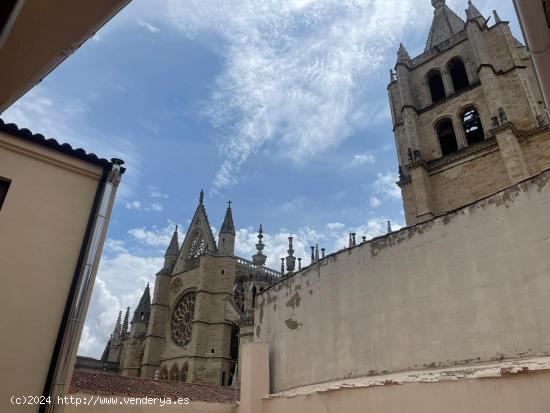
321 248 326 258
315 244 320 261
281 258 285 274
387 220 393 233
199 190 204 205
432 0 445 9
286 236 296 275
252 225 266 267
362 236 367 243
310 246 315 263
298 258 302 271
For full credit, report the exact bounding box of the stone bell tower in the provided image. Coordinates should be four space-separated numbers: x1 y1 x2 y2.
389 0 550 225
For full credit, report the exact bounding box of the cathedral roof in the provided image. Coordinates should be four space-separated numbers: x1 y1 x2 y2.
132 284 151 323
425 0 466 52
220 203 236 235
70 371 237 404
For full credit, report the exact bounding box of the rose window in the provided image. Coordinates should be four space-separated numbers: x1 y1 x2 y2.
171 292 196 347
188 231 206 259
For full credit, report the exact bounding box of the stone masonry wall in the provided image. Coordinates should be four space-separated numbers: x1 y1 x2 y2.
256 169 550 393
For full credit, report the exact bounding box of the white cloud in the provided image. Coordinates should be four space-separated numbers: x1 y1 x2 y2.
126 200 142 210
2 88 141 199
138 19 160 33
128 222 178 247
163 0 430 189
369 196 381 208
78 251 164 357
149 186 169 199
350 153 376 168
125 200 164 212
282 196 307 213
373 171 401 200
150 202 164 212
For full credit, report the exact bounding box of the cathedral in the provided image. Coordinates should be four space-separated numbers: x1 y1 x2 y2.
96 192 282 386
82 0 550 392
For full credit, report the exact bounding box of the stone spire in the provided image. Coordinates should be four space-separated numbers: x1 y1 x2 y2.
218 201 236 256
425 0 466 51
252 225 267 267
199 189 204 205
113 311 122 334
492 9 501 24
110 311 122 345
220 201 236 235
165 226 179 257
162 226 179 272
100 337 111 361
387 220 393 233
122 307 130 337
285 236 296 276
132 283 151 323
466 0 484 23
397 43 411 64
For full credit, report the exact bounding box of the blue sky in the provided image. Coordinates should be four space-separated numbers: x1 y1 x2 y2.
2 0 521 357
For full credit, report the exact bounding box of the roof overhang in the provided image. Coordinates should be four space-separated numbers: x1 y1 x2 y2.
0 0 132 113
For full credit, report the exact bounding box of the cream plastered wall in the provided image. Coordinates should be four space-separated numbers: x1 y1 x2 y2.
0 132 103 412
261 369 550 413
61 396 235 413
256 169 550 393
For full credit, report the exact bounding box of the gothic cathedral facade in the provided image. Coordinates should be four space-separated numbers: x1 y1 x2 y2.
98 192 280 386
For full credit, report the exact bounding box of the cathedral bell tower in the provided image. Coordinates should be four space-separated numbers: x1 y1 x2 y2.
389 0 550 225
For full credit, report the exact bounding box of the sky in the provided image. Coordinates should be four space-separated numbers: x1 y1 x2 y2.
2 0 522 358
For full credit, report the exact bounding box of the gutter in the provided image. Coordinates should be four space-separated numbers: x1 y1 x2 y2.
39 158 124 413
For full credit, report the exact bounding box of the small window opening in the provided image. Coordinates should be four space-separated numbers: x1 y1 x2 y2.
427 70 446 103
140 312 144 320
211 348 215 354
448 58 470 92
0 178 11 211
462 107 485 145
221 269 225 275
221 372 226 386
436 119 459 156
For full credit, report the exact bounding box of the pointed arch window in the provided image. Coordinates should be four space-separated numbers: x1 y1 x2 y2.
436 119 459 156
448 58 470 92
181 363 189 382
159 366 169 381
461 107 485 145
170 364 180 381
427 69 446 104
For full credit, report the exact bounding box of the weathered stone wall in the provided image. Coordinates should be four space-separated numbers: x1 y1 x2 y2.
428 141 509 212
261 369 550 413
256 169 550 393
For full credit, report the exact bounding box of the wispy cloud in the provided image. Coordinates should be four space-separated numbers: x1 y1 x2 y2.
373 171 401 200
128 221 179 247
138 19 161 33
350 153 376 168
2 88 141 199
164 0 429 189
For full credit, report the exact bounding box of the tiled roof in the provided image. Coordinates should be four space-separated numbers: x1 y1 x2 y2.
0 118 125 172
70 371 238 404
